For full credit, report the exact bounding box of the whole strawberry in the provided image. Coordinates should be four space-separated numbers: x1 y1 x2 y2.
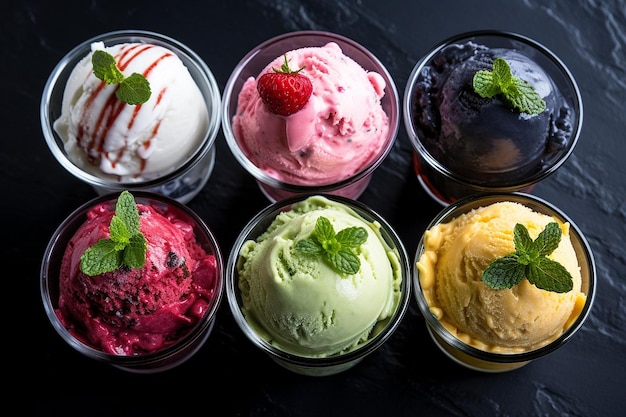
257 54 313 116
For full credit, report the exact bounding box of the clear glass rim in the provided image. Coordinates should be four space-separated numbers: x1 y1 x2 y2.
225 193 412 368
40 29 222 190
402 30 584 190
221 30 400 194
40 191 225 368
412 192 596 364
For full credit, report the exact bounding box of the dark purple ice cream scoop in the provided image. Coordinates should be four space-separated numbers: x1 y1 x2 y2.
413 40 574 184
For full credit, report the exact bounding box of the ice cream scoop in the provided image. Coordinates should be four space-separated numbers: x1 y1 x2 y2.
57 195 216 355
418 200 584 350
41 191 224 372
227 194 410 375
222 31 399 202
233 42 389 186
41 30 222 203
239 195 400 356
413 193 595 372
404 31 582 205
433 48 560 178
54 41 208 181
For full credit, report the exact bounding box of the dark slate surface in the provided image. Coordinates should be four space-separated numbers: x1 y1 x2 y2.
4 0 624 416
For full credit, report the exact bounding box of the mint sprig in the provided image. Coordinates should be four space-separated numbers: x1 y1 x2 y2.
92 50 151 105
294 216 368 275
473 57 546 115
80 190 147 276
482 222 573 293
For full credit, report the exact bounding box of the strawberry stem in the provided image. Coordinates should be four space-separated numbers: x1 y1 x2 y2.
274 54 306 74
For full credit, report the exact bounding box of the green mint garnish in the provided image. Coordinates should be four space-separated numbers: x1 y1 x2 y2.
294 216 368 275
80 190 147 276
91 50 151 105
482 222 573 293
473 57 546 115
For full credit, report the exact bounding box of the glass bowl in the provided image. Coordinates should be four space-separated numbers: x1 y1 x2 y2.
403 31 583 205
221 31 399 202
41 191 224 373
226 194 411 376
413 192 595 372
41 30 222 204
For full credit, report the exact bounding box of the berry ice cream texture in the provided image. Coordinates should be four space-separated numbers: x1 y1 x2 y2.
55 192 221 356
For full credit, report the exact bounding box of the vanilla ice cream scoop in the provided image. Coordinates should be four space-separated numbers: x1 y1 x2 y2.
417 201 586 352
54 41 209 182
237 195 402 357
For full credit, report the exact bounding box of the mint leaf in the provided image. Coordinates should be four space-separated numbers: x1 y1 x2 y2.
124 233 147 269
335 226 368 249
115 189 140 235
473 57 546 115
294 238 324 255
92 50 151 105
533 222 562 256
481 254 526 290
80 239 122 276
117 73 152 105
528 257 574 293
329 248 361 275
80 191 147 276
472 70 500 98
92 50 125 84
508 78 546 115
294 216 368 275
492 56 513 91
314 216 336 244
513 221 534 255
109 215 131 250
482 222 573 293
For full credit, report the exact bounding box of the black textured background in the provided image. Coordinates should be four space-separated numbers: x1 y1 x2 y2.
4 1 625 416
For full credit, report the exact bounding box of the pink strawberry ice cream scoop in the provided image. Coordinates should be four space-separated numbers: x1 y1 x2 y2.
57 199 218 355
232 42 391 186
